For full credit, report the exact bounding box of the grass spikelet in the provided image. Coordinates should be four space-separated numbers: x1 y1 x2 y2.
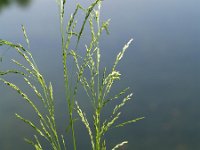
11 59 35 78
15 114 46 139
25 136 43 150
0 79 42 119
34 135 43 150
23 77 46 106
66 4 81 34
112 141 128 150
75 101 95 150
101 112 121 136
22 25 30 49
24 138 39 149
115 117 145 128
76 0 101 47
39 120 52 142
113 93 133 115
103 87 130 107
103 70 121 98
113 39 133 71
61 135 67 150
0 70 26 76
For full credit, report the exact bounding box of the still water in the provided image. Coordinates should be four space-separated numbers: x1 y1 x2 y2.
1 0 200 149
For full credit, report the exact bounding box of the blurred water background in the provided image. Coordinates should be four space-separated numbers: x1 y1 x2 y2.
0 0 200 149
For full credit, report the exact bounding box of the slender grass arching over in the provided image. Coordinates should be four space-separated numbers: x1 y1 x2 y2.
0 0 144 149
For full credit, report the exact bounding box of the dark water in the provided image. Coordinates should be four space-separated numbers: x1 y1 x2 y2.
1 0 200 149
0 0 31 11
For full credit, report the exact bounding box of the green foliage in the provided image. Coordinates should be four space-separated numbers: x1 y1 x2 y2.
0 0 144 149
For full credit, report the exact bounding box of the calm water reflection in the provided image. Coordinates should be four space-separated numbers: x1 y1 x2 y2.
1 0 200 149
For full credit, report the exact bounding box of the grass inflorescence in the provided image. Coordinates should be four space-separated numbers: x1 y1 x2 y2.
0 0 144 149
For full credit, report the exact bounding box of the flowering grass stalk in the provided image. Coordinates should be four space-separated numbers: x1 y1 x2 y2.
0 0 144 149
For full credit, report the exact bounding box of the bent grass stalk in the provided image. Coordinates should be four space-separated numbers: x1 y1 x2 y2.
0 0 144 149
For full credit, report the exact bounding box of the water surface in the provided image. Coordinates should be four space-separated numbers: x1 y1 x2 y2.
0 0 200 149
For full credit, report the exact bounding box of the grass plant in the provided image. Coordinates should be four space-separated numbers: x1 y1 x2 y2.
0 0 144 149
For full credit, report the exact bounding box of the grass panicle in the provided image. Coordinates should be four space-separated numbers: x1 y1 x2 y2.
0 0 143 149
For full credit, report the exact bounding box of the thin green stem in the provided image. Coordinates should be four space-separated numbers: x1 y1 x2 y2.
59 0 77 149
95 108 101 150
